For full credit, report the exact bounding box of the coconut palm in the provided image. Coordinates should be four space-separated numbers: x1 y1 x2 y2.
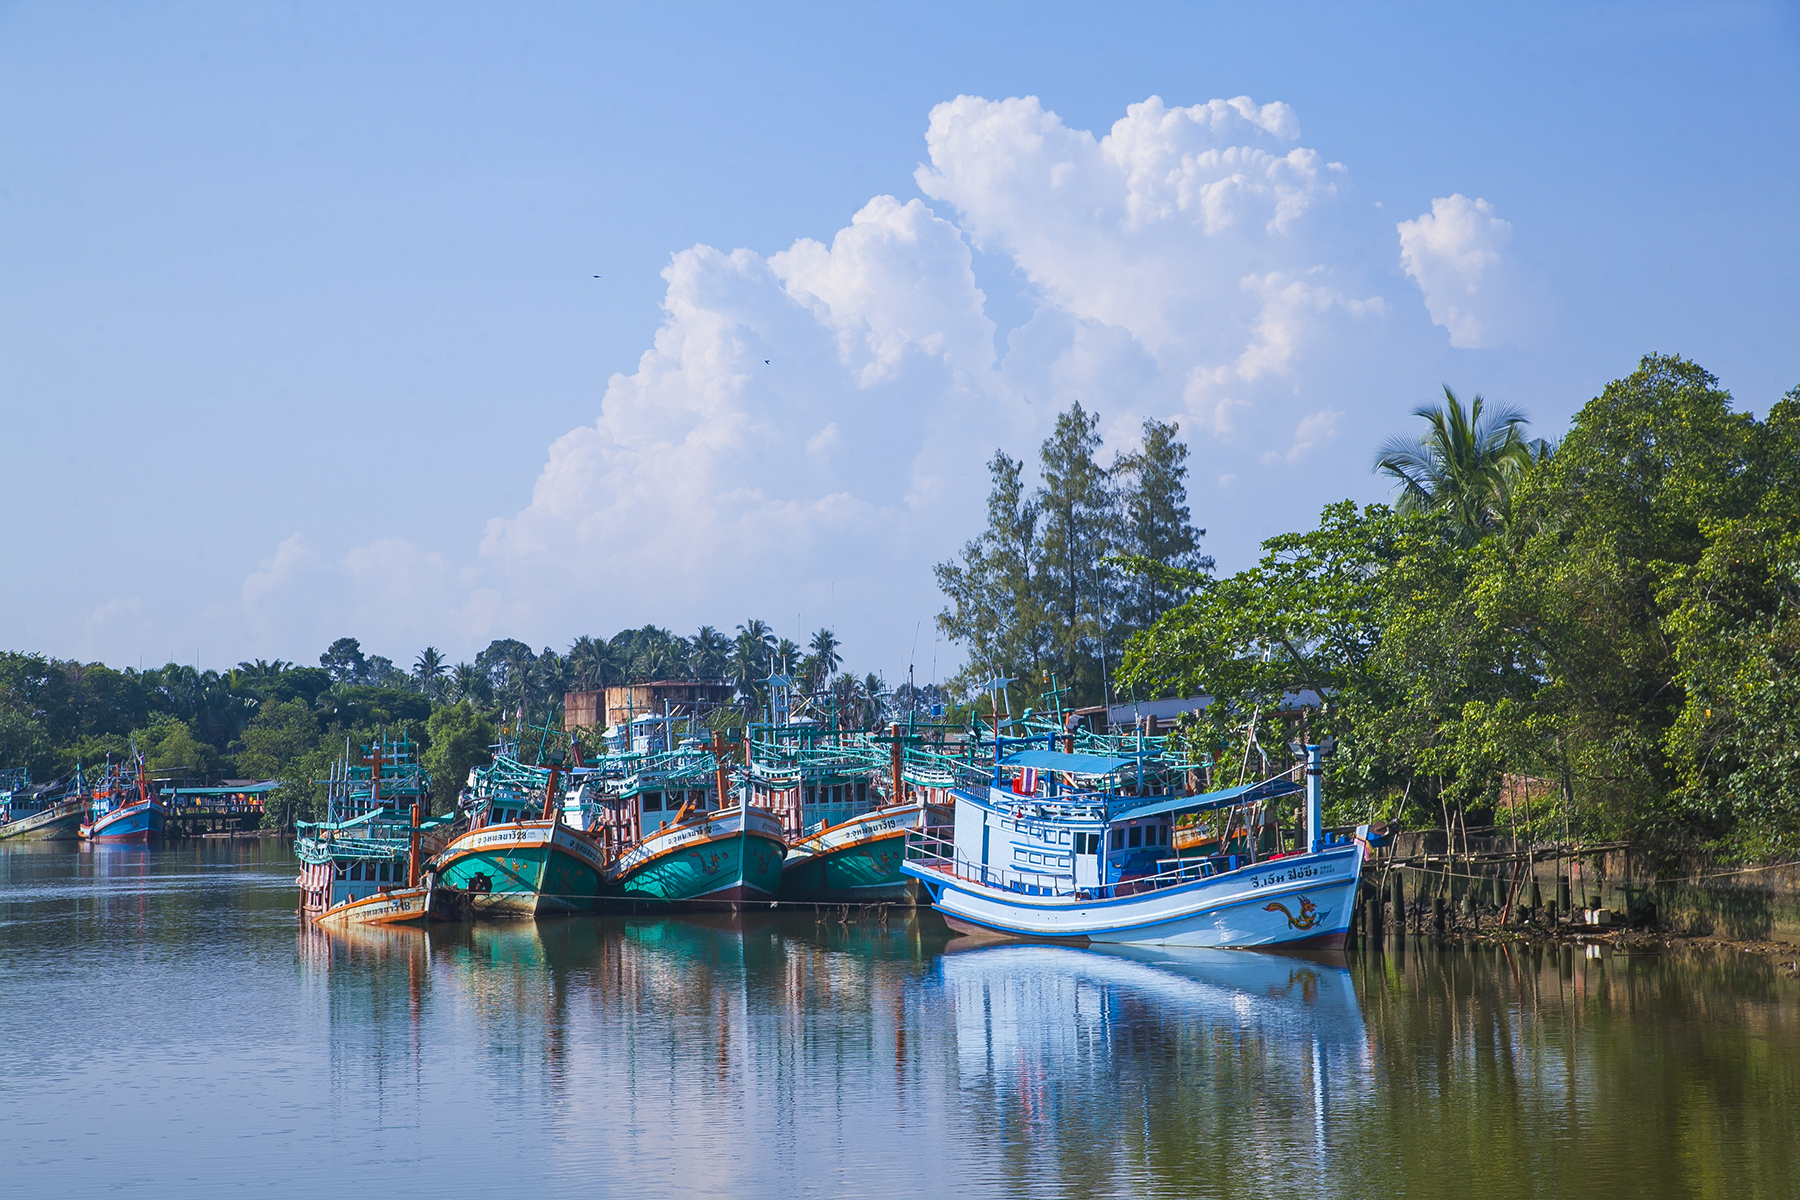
807 628 842 680
690 626 731 680
1372 386 1535 544
732 620 776 698
412 646 448 696
449 662 489 706
566 635 618 691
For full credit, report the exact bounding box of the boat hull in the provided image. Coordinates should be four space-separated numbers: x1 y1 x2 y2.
0 801 86 842
432 820 606 918
780 805 944 903
81 800 166 844
312 885 466 927
904 841 1366 949
610 806 786 906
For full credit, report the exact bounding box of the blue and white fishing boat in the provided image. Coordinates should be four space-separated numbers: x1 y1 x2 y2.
80 752 167 844
903 740 1369 949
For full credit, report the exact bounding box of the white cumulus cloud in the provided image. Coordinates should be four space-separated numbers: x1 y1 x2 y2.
465 93 1427 664
1397 193 1527 348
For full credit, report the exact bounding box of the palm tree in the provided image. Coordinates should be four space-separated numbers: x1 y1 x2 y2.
412 646 448 697
774 638 802 676
1372 386 1535 544
566 635 617 691
449 662 488 706
807 628 842 680
691 626 731 681
732 620 776 696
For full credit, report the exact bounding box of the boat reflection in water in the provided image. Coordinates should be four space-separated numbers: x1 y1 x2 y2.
937 941 1367 1191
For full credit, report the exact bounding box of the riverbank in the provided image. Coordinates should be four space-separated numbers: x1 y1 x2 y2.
1374 831 1800 948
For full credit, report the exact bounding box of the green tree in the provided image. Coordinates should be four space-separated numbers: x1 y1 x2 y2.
1121 501 1405 813
808 629 841 680
140 717 217 780
424 701 496 812
237 699 321 828
1114 417 1210 629
935 450 1047 699
732 620 776 710
1372 386 1535 544
1036 402 1116 698
319 637 368 684
689 626 731 680
412 647 448 697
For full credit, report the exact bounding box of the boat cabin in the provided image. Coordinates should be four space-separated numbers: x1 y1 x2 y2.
942 748 1304 898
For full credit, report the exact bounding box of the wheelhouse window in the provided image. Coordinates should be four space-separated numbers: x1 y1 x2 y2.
644 792 663 812
1129 827 1142 848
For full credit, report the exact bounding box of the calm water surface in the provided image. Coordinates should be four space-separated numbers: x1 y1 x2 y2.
1 842 1795 1199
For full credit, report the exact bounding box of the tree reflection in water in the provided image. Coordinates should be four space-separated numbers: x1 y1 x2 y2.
2 842 1792 1200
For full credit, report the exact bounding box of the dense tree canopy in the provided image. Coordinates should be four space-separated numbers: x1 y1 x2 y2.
0 613 894 825
935 404 1210 708
1120 355 1800 859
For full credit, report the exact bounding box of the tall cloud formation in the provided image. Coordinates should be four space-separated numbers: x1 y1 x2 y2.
242 93 1519 669
1397 193 1529 349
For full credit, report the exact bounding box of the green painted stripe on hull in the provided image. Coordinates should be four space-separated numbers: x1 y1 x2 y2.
779 831 912 902
439 841 601 916
617 832 785 903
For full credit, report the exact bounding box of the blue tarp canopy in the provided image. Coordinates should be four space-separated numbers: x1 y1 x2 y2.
998 749 1143 776
159 782 280 796
1111 775 1302 823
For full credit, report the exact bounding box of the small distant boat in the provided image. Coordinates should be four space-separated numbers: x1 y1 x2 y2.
903 742 1368 949
0 770 87 842
80 754 166 844
297 734 464 927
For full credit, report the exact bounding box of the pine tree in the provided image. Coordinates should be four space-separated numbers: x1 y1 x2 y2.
1036 403 1115 700
1115 417 1211 630
935 450 1048 696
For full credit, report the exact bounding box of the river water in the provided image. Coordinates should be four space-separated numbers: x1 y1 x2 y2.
1 841 1795 1199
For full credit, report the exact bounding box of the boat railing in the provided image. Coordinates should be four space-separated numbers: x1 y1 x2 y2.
907 830 1249 900
903 830 1074 897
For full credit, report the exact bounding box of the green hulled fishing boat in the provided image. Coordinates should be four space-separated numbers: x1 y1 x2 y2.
608 799 787 905
433 742 606 917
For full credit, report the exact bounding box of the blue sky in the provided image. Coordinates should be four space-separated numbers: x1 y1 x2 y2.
2 2 1796 681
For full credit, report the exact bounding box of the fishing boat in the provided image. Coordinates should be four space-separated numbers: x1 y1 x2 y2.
776 723 951 903
601 731 786 906
432 745 607 917
608 799 788 906
903 740 1369 949
0 770 87 842
296 734 463 927
80 753 166 843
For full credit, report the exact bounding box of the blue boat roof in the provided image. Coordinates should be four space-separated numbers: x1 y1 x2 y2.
999 749 1143 776
1112 776 1302 822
